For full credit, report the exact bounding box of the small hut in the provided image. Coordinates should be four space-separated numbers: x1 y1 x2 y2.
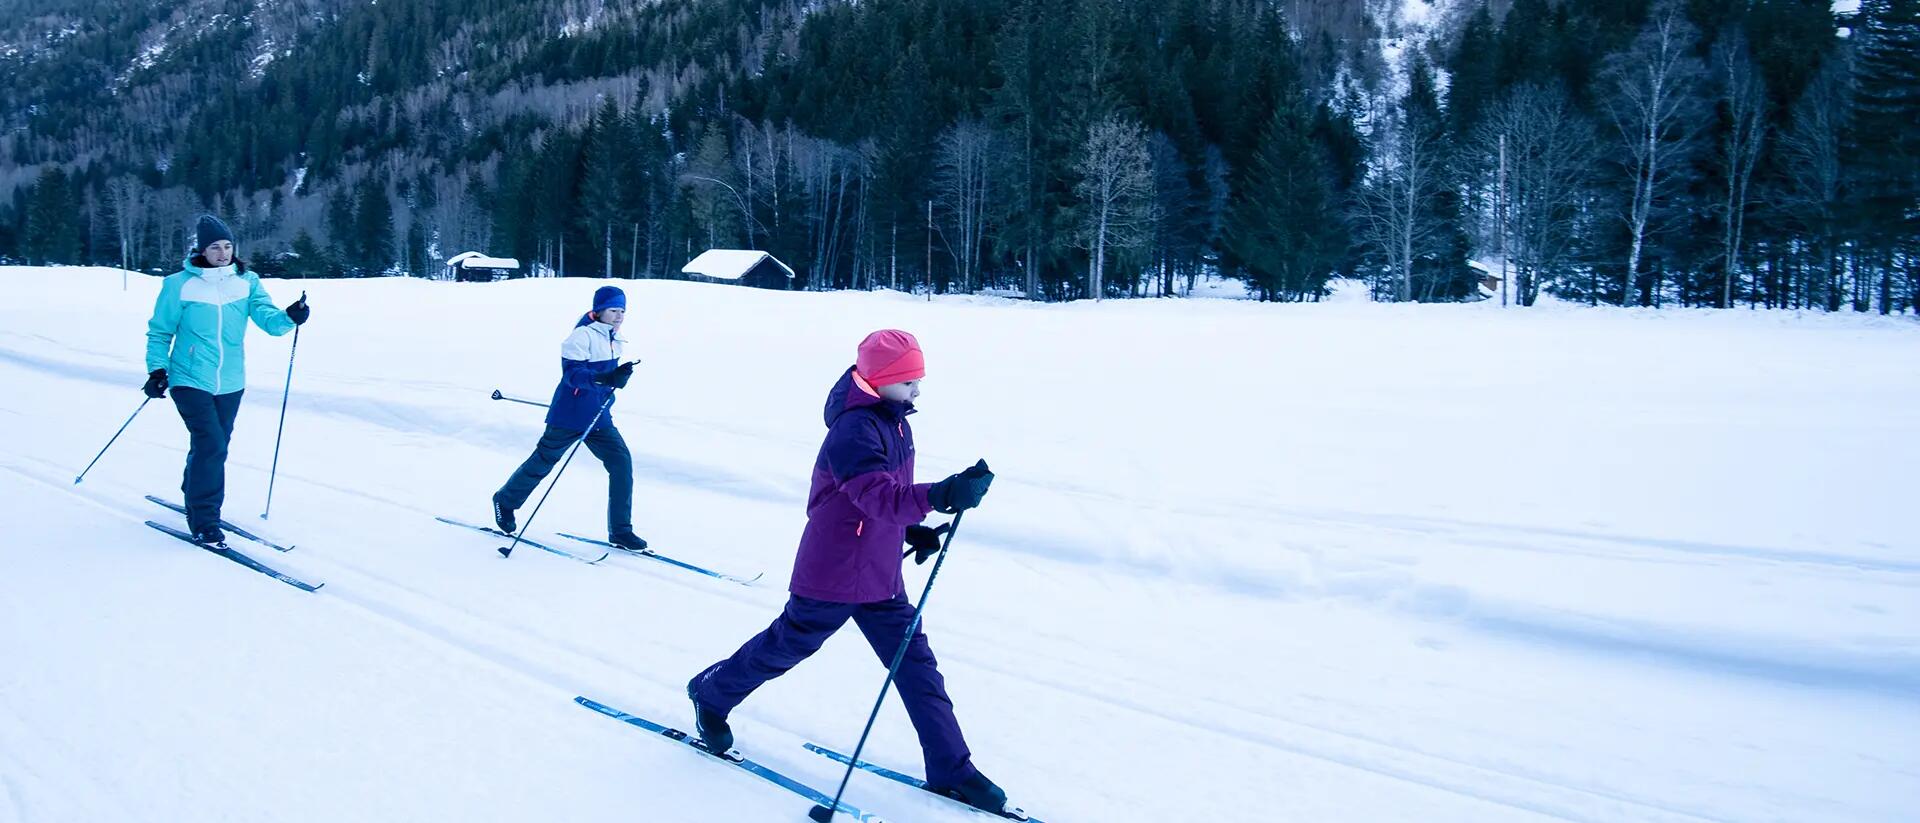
446 252 522 282
681 250 795 289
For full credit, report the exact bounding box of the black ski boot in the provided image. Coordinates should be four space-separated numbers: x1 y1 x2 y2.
609 532 650 553
930 770 1015 817
191 525 227 546
492 493 517 534
686 680 733 753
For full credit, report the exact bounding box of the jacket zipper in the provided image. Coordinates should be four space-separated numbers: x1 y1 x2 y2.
213 278 227 394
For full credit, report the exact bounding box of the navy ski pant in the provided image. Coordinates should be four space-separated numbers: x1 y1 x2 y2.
170 386 243 533
496 425 633 534
691 593 976 787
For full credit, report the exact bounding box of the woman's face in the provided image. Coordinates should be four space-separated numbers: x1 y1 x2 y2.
203 240 234 267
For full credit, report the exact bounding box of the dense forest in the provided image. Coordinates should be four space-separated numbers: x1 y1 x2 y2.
0 0 1914 310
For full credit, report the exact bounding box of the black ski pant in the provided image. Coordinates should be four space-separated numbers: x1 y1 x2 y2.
170 386 244 533
689 593 977 787
495 424 633 535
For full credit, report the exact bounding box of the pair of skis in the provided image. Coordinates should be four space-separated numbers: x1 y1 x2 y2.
142 496 322 592
434 517 762 585
575 696 1036 822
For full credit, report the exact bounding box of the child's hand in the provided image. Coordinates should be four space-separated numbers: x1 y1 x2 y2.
929 460 993 513
902 523 952 564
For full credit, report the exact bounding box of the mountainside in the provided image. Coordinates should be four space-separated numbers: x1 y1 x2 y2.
2 1 1909 314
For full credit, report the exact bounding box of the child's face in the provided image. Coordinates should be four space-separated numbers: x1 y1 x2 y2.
877 379 920 405
597 307 625 329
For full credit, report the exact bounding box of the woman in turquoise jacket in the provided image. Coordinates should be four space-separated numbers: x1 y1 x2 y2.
143 215 310 544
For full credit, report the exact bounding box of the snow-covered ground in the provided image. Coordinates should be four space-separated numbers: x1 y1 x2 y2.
2 266 1916 822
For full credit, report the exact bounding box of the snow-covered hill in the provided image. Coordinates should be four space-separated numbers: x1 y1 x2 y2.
2 267 1915 822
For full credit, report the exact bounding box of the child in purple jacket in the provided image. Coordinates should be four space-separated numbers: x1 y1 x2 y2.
687 329 1008 814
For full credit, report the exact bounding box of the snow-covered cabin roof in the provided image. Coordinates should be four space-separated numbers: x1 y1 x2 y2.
446 251 521 269
681 249 795 281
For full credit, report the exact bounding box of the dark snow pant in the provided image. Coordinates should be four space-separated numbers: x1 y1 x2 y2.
170 386 243 533
495 424 632 534
690 593 976 787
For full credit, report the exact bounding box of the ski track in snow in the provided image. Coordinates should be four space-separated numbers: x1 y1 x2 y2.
3 268 1916 822
1 453 1631 822
10 333 1916 699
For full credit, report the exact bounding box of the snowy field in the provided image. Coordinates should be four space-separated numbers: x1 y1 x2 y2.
1 266 1916 822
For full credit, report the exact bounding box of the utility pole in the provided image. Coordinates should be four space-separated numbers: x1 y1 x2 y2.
1498 133 1509 308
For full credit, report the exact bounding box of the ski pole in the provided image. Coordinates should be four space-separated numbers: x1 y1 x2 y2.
499 389 618 559
810 508 968 823
74 397 152 484
491 389 549 408
261 291 305 520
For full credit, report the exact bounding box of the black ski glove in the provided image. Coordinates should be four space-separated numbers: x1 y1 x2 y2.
142 368 168 399
902 523 952 565
927 460 993 514
284 296 310 325
593 361 635 389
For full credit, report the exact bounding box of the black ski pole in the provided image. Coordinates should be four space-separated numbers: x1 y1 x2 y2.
261 291 304 520
810 508 968 823
491 389 549 408
74 397 152 484
499 389 617 559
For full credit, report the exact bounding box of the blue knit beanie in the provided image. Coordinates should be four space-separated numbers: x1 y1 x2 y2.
196 214 234 252
592 286 627 314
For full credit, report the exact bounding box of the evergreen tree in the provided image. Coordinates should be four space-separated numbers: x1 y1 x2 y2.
24 168 81 266
1449 3 1501 136
580 100 632 277
355 174 396 275
286 229 332 279
1851 0 1920 313
1223 99 1341 301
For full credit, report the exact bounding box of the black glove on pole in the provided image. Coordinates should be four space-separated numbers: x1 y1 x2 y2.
284 294 310 325
927 459 994 514
593 360 637 389
902 523 952 565
143 368 168 398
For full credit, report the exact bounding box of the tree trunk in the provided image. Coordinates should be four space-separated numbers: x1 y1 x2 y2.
1882 250 1894 315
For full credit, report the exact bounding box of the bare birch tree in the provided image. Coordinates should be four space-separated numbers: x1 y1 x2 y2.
1599 0 1705 305
104 175 145 279
1478 84 1598 306
1356 106 1446 302
934 119 1000 293
1714 32 1768 308
1073 113 1153 300
1780 61 1850 311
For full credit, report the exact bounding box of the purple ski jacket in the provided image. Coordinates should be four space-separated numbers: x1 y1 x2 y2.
788 367 935 604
